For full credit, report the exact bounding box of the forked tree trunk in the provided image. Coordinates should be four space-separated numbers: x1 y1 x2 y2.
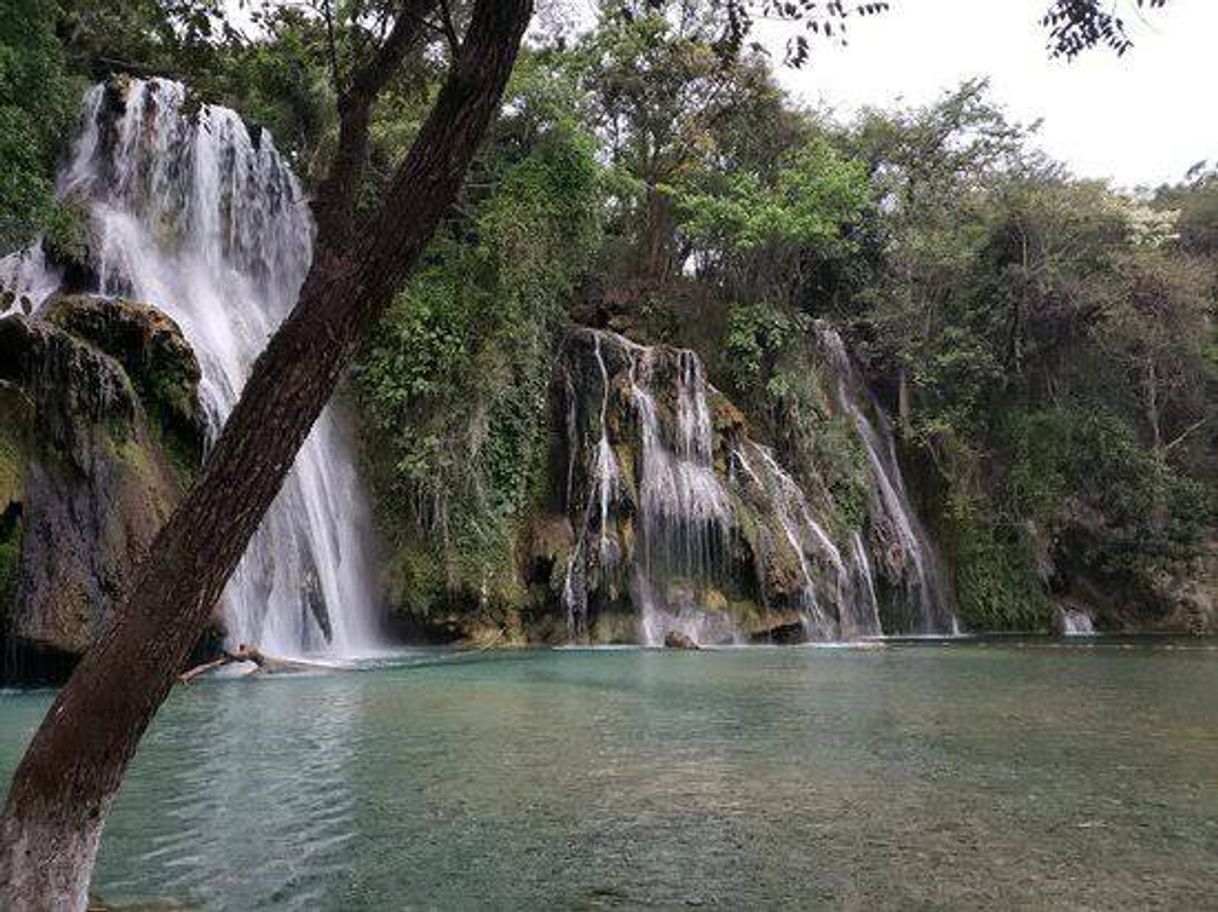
0 1 531 907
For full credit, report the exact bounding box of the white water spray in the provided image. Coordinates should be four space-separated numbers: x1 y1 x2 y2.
1061 609 1096 636
817 325 954 633
3 79 380 656
560 327 952 644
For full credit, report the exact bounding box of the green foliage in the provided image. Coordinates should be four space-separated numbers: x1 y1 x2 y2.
356 62 603 610
57 0 235 78
572 3 797 281
3 1 1205 634
678 139 869 253
0 0 80 254
214 8 334 167
1002 408 1162 525
823 80 1217 627
724 303 809 394
807 412 871 534
721 302 870 535
947 489 1052 631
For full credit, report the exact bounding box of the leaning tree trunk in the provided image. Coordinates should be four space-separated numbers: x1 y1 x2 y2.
0 1 531 907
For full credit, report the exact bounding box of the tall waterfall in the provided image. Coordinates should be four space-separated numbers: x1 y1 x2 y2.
631 343 736 645
817 325 954 633
3 78 380 656
560 327 954 644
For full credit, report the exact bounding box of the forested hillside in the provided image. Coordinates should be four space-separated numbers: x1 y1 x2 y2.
3 0 1215 645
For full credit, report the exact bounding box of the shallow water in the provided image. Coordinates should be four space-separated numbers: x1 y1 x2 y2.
2 642 1216 909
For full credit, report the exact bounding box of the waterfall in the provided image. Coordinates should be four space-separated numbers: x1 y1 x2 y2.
630 345 735 645
560 327 953 645
562 334 621 637
732 441 884 640
817 325 955 633
0 245 59 310
3 78 380 657
1061 608 1096 636
849 532 883 637
562 332 739 644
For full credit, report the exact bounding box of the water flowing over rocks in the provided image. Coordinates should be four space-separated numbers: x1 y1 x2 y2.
2 76 382 664
547 327 954 645
4 76 1209 659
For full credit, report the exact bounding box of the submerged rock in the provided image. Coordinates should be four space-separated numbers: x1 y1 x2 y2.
663 630 699 650
0 297 206 682
748 621 808 646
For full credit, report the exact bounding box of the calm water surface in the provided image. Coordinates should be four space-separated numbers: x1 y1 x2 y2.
2 642 1217 910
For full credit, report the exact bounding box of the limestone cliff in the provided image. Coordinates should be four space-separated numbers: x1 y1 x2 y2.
0 295 206 681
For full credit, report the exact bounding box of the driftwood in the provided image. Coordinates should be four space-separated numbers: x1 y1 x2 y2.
177 645 324 683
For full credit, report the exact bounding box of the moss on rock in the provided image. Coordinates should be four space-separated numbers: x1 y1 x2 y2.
0 302 206 681
46 294 205 476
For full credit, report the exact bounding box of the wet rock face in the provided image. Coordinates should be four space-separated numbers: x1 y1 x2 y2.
548 327 951 646
0 295 205 682
46 295 206 468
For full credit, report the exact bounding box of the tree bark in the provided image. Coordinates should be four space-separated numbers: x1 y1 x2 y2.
0 1 532 907
312 0 437 251
639 181 675 282
898 366 911 431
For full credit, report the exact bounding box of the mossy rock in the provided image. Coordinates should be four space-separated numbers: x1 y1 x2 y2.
709 390 746 437
0 385 31 510
589 610 639 644
0 396 25 614
0 310 204 680
46 294 205 473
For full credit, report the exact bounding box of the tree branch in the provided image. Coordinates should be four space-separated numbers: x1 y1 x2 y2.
321 0 341 96
436 0 462 58
313 0 439 253
1164 416 1207 454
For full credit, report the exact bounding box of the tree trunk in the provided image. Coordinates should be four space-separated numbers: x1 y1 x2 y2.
0 1 532 907
639 181 675 282
1144 359 1169 531
312 0 437 251
1145 359 1163 454
898 366 911 431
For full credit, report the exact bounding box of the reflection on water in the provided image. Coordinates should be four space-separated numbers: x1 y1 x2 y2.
1 642 1216 909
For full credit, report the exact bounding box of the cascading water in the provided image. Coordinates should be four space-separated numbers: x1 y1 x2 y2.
562 334 621 638
817 325 955 634
560 327 953 645
1061 608 1096 636
1 78 380 656
630 345 735 645
732 440 883 640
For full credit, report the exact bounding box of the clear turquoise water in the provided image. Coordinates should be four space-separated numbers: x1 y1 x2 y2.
2 642 1217 910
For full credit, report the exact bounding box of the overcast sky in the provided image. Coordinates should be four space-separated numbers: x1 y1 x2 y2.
756 0 1214 189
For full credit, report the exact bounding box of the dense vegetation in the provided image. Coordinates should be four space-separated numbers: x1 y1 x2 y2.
3 0 1213 633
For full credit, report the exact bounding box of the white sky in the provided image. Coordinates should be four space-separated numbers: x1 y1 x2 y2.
234 0 1213 188
759 0 1215 189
